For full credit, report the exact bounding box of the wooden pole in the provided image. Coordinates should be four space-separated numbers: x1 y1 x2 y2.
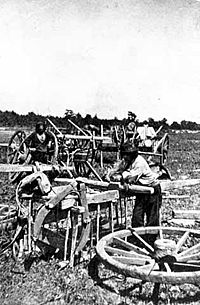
47 118 63 136
68 119 88 136
100 125 103 168
55 177 154 194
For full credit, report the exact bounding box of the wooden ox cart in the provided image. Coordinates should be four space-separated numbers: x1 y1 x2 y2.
6 118 111 183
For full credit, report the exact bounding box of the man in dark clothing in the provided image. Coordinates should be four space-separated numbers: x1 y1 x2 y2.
124 112 140 146
24 121 55 164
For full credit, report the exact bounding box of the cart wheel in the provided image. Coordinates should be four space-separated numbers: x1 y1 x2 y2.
160 133 169 165
7 130 28 183
73 146 96 178
96 226 200 285
154 133 169 165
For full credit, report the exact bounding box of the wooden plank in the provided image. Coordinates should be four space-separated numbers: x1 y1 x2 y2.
168 218 195 226
56 134 110 141
0 143 8 147
87 190 119 205
0 163 73 173
46 182 77 209
173 210 200 220
59 190 119 210
163 195 190 199
161 179 200 191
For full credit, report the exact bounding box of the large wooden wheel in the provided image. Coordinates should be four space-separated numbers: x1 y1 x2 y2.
7 130 27 164
96 226 200 285
160 133 169 165
154 133 169 165
7 130 28 182
73 145 101 180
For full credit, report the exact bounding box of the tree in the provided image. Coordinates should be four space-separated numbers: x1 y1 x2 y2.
170 121 181 130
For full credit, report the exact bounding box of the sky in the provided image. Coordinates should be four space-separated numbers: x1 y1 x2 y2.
1 0 200 124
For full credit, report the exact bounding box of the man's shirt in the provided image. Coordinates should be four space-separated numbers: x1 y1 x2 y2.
122 155 159 187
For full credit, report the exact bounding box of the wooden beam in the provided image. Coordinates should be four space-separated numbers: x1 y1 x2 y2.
47 118 63 136
0 143 8 147
87 190 119 204
68 119 88 136
0 163 73 173
56 133 110 141
55 177 154 194
173 210 200 220
168 218 195 226
160 179 200 191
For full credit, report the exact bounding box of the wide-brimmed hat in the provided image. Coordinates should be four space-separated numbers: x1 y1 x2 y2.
120 142 138 155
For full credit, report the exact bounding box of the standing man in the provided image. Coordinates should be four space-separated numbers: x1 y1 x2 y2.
105 141 162 246
124 111 139 146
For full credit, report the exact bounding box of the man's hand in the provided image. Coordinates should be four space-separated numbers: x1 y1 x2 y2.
123 173 137 184
29 148 36 152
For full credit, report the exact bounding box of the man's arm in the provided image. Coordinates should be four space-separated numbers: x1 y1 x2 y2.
104 159 127 182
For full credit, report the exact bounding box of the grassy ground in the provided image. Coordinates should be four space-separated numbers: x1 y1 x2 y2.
1 130 200 304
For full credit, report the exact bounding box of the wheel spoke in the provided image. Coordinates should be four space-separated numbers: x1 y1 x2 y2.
177 242 200 258
139 261 159 272
129 228 154 255
173 262 200 272
177 252 200 263
164 262 171 273
104 245 151 260
113 237 149 256
175 231 190 254
113 255 152 266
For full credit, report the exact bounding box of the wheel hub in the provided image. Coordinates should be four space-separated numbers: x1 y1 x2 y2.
154 238 177 264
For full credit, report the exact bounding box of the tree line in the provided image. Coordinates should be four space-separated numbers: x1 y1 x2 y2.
0 109 199 131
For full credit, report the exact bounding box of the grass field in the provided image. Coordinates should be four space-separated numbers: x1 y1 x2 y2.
0 129 200 304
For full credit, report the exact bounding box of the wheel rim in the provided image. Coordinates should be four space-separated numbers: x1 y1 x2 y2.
96 226 200 285
7 130 28 183
161 134 169 165
7 130 27 164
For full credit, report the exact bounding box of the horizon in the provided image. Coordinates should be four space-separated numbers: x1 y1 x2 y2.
1 108 199 125
1 0 200 124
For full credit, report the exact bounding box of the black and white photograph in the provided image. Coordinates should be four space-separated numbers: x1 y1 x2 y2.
1 1 200 304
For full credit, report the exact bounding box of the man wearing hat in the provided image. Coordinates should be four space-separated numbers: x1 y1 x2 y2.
105 141 162 246
24 121 55 164
124 112 139 145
